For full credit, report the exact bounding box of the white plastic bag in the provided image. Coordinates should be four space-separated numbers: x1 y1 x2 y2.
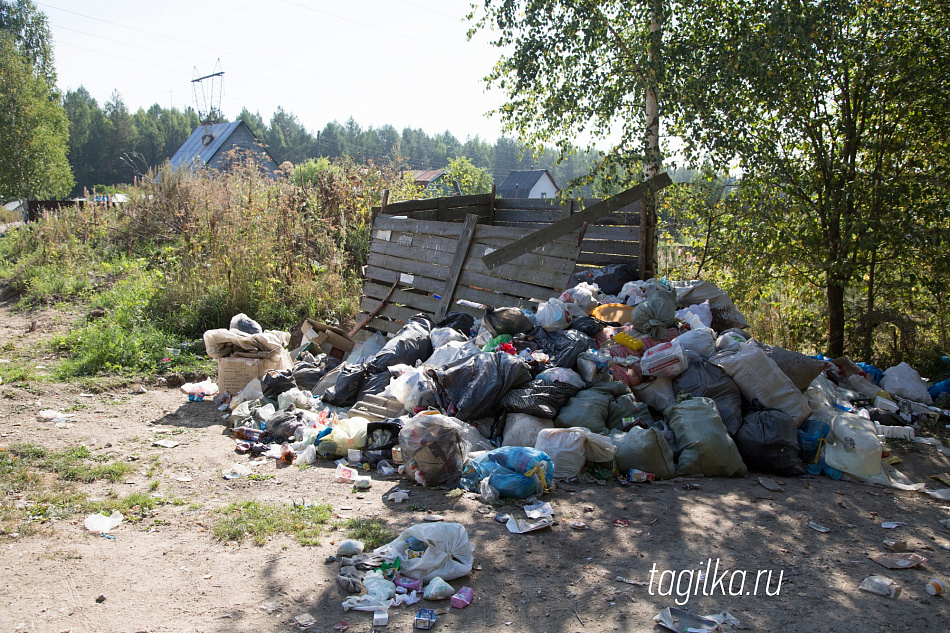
277 388 312 411
535 427 617 479
641 342 688 377
425 341 481 367
362 569 396 600
390 367 437 412
374 523 475 582
560 283 601 314
536 298 571 331
675 300 713 328
881 362 932 404
824 412 883 477
536 367 586 389
430 327 468 349
84 511 123 533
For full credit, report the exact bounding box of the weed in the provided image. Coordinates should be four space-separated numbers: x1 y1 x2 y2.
145 456 160 477
149 480 160 492
247 473 274 482
0 363 33 385
343 517 394 550
212 500 333 546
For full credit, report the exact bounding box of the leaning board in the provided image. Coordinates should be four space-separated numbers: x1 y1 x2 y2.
356 214 583 338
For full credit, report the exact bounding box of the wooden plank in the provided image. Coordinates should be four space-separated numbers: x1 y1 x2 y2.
380 193 493 215
457 268 565 300
359 298 424 324
577 252 639 265
356 315 404 335
493 208 565 223
494 222 640 242
362 282 442 313
370 233 578 288
366 252 449 285
494 199 568 210
364 265 444 294
454 285 539 310
481 173 671 270
579 239 641 256
472 223 580 246
373 215 464 238
435 213 478 321
473 235 581 261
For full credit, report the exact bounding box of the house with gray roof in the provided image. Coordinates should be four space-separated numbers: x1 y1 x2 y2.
169 120 278 176
496 169 559 199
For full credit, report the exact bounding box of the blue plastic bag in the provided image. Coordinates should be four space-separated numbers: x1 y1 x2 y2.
856 362 884 386
460 446 553 499
797 418 831 464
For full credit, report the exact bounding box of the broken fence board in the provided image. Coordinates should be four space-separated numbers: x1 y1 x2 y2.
493 222 640 242
482 174 671 270
362 283 442 314
436 213 479 322
378 193 493 215
577 252 639 265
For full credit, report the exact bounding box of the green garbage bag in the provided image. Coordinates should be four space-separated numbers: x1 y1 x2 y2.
632 295 676 339
664 395 747 477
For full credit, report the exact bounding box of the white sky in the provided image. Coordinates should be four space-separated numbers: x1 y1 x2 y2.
42 0 509 142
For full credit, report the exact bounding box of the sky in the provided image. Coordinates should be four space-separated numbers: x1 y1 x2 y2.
42 0 510 143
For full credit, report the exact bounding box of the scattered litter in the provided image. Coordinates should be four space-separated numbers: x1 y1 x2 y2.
37 409 73 421
653 607 720 633
881 521 906 529
450 586 473 609
925 488 950 501
808 521 831 533
758 476 783 492
130 383 147 394
414 608 436 629
332 620 349 631
883 538 907 552
423 514 445 522
616 576 647 586
859 575 902 598
445 488 464 498
870 553 928 569
95 594 106 603
570 521 588 530
294 613 316 628
681 483 701 490
506 516 554 534
222 463 253 479
176 476 192 482
494 513 511 524
387 491 409 503
926 578 945 596
523 502 553 519
84 511 123 534
613 519 631 527
932 473 950 487
153 439 179 449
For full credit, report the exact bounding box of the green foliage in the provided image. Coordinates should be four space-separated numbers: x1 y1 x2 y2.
212 500 334 546
443 156 493 195
0 26 73 199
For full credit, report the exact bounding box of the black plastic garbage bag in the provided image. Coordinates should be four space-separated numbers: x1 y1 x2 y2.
292 357 341 392
430 352 532 421
673 352 743 435
571 264 639 296
367 315 433 372
357 369 393 402
500 379 582 419
483 306 533 337
261 369 297 400
570 316 618 338
734 399 805 476
514 327 594 368
322 363 368 407
436 312 475 335
265 408 305 441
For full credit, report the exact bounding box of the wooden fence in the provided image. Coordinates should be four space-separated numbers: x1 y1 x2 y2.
371 191 641 270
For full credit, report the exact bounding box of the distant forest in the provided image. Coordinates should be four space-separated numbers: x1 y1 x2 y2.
63 86 606 197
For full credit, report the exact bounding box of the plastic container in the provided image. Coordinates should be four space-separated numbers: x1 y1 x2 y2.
926 578 945 596
450 586 473 608
613 332 644 352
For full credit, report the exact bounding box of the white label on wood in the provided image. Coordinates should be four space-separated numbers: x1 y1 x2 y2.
483 246 496 255
397 234 413 246
399 273 414 285
376 230 392 241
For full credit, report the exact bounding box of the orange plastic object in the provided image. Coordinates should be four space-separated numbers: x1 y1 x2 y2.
592 303 634 324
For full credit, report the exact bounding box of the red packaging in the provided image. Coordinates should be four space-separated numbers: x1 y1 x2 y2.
450 586 473 608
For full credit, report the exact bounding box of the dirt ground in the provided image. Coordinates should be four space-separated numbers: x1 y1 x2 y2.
1 305 950 633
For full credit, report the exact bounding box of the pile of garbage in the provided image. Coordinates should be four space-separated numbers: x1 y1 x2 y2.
204 273 947 494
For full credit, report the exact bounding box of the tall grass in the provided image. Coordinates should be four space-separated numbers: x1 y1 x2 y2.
0 157 416 376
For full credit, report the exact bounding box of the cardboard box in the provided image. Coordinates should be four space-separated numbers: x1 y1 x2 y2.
301 319 354 361
217 355 286 395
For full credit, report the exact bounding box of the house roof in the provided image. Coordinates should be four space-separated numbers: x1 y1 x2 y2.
169 120 275 169
407 169 445 188
496 169 559 198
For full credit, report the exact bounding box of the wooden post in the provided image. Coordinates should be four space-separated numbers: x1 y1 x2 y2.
434 213 479 321
372 189 389 226
437 197 448 222
488 184 497 225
